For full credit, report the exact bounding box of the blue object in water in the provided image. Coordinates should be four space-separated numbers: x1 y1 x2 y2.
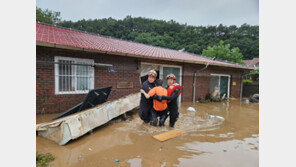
115 159 119 162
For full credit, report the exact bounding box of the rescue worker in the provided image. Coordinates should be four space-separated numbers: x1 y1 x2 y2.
139 70 157 123
140 79 168 126
153 74 182 127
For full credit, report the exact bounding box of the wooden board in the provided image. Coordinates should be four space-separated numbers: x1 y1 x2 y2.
153 129 186 142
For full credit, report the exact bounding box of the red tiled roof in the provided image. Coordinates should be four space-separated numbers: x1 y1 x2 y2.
36 23 251 69
244 58 259 66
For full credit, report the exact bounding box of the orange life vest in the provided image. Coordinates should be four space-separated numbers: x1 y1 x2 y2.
167 83 182 103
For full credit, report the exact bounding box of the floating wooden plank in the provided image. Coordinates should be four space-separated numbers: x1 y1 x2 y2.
153 129 186 142
36 92 140 145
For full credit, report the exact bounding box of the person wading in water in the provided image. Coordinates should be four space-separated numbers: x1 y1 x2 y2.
140 79 168 126
139 70 157 123
153 73 182 127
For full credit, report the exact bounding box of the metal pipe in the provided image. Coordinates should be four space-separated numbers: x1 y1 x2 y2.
192 57 216 103
192 72 197 103
240 71 250 99
36 60 113 67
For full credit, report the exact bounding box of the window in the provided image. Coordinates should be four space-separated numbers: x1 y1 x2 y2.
55 56 94 94
209 74 230 98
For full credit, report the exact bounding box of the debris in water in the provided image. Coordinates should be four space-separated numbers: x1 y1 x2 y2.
223 150 227 152
216 116 225 121
53 87 112 120
208 115 225 121
187 107 196 112
36 92 141 145
153 129 186 142
89 148 92 151
115 159 119 162
159 146 163 151
78 155 83 162
244 99 250 104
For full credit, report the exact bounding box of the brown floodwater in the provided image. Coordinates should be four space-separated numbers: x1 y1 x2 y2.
36 100 259 167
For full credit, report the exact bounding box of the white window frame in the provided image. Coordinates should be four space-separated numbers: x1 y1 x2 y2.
54 56 94 95
141 62 183 103
210 73 231 98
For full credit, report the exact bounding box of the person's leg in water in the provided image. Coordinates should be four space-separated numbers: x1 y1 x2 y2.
159 109 168 126
150 108 158 126
139 101 152 123
168 104 179 127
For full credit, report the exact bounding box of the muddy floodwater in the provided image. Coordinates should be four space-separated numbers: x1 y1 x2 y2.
36 100 259 167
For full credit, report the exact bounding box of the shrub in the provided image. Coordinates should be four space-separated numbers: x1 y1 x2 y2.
36 153 55 167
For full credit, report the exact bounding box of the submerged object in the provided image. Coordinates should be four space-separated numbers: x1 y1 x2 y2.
153 129 186 142
208 115 225 121
53 87 112 120
187 107 196 112
36 92 140 145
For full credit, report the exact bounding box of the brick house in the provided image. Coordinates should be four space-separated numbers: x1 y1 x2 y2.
36 22 253 114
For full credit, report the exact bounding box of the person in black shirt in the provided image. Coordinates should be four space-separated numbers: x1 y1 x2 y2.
139 70 157 123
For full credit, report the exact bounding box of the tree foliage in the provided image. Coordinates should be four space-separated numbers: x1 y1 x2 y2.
36 8 259 61
36 7 61 25
202 41 244 64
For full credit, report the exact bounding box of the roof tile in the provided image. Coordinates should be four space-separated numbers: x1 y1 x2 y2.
36 23 249 69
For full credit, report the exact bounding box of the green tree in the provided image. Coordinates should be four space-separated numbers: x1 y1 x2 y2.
202 41 244 64
36 7 61 25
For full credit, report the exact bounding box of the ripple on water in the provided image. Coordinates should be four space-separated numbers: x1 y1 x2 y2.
116 107 225 135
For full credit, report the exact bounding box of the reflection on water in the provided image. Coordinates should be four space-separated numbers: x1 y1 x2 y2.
36 100 258 167
36 113 59 124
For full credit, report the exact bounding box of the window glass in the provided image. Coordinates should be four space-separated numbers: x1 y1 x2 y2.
55 57 94 94
209 75 219 93
58 60 74 92
220 76 229 96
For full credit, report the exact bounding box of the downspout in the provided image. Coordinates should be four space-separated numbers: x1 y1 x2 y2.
193 57 216 103
240 71 250 99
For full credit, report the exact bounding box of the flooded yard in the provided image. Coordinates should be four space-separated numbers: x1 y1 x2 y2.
36 100 259 167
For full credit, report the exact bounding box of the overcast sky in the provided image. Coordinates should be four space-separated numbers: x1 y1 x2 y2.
36 0 258 26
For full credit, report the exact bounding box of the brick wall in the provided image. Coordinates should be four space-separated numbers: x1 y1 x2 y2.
181 63 244 102
37 46 141 114
37 46 244 114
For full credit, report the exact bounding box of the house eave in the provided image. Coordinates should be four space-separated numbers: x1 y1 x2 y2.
36 41 255 70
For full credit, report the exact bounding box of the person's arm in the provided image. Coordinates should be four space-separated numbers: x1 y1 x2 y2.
140 89 151 99
152 94 162 102
162 89 180 100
